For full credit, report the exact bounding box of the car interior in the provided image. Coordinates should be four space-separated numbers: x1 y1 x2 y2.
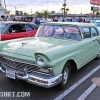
8 24 26 33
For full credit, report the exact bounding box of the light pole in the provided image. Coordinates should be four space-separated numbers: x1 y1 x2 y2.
47 0 49 19
73 7 79 17
4 0 6 9
31 9 32 21
62 0 66 22
15 6 17 15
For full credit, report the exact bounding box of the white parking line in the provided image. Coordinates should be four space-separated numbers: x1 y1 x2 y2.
54 65 100 100
77 84 97 100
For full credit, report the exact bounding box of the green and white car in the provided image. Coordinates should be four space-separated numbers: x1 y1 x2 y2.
0 22 100 89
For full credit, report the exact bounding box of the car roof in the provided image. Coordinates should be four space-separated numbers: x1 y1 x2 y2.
41 22 95 27
0 21 30 24
0 21 39 29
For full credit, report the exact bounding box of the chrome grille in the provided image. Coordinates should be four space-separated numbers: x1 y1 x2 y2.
0 57 39 73
0 57 53 76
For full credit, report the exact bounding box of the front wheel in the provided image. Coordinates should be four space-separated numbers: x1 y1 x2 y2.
57 62 71 89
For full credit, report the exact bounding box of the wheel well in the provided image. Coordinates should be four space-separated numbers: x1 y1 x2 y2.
66 60 77 72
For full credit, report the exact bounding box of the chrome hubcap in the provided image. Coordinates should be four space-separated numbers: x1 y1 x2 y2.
63 67 69 84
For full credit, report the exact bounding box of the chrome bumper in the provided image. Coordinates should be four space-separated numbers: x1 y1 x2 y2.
0 67 62 88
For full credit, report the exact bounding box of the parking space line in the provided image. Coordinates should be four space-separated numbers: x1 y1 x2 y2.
54 65 100 100
77 84 97 100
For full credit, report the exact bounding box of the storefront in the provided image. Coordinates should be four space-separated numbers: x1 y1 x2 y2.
0 5 10 18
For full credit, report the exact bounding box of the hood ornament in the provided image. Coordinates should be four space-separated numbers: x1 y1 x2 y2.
22 42 29 46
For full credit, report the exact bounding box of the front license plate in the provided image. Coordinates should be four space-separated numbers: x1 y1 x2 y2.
6 69 15 79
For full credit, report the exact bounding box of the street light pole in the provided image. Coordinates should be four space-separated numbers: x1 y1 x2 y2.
62 0 66 22
15 6 16 15
47 0 49 19
4 0 6 9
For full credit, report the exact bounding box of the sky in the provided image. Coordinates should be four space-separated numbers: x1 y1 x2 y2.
1 0 96 14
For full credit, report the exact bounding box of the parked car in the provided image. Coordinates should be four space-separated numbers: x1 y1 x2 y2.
0 21 38 41
0 22 100 89
94 20 100 34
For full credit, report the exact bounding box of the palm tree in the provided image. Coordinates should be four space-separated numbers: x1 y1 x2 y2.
65 8 69 17
60 8 64 18
63 3 66 18
42 10 48 18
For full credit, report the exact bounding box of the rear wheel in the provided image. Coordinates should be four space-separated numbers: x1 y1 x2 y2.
57 62 71 89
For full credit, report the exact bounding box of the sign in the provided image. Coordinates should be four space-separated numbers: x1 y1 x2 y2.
6 69 15 79
90 0 100 5
91 6 100 11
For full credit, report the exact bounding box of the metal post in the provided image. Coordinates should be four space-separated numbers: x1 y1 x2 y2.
62 0 66 22
4 0 6 9
47 0 49 19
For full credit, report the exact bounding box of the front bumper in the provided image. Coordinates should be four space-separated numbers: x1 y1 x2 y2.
0 66 62 88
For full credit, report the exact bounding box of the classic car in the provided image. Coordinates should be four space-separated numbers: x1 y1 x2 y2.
0 22 100 89
0 21 38 41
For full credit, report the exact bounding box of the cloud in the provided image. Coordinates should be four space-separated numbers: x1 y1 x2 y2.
1 0 92 14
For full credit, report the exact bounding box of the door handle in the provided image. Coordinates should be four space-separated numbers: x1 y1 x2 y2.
25 33 30 36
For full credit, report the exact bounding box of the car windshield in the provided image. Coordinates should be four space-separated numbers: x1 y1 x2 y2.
0 24 9 33
36 25 80 40
95 22 100 27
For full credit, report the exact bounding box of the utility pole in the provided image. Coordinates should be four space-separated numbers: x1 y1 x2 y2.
62 0 66 22
15 6 16 15
4 0 6 9
31 9 32 21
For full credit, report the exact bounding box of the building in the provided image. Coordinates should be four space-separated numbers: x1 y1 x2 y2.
0 0 10 18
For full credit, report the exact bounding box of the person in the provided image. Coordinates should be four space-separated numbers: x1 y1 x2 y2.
78 17 83 22
72 17 78 22
53 16 58 22
34 15 40 25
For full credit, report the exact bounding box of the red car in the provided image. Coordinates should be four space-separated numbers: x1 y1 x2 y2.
0 21 39 41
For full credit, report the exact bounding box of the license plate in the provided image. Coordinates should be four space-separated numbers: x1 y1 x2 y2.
6 69 15 79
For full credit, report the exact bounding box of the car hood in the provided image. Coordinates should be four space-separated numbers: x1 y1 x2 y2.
0 37 78 61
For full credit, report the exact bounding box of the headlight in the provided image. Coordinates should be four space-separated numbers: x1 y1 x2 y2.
36 56 44 66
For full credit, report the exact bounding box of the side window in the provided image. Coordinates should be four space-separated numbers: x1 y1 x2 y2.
26 25 34 31
8 24 26 33
91 28 98 36
64 26 80 40
81 28 91 39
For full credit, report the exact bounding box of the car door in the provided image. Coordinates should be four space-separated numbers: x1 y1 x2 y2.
25 24 37 37
91 27 100 55
1 33 13 41
9 24 30 39
77 27 97 68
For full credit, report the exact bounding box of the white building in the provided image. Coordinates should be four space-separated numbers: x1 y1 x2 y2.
0 0 10 18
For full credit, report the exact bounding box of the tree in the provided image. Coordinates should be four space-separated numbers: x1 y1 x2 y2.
42 10 48 18
50 11 55 13
96 11 99 17
65 8 69 17
60 8 64 17
63 3 66 19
